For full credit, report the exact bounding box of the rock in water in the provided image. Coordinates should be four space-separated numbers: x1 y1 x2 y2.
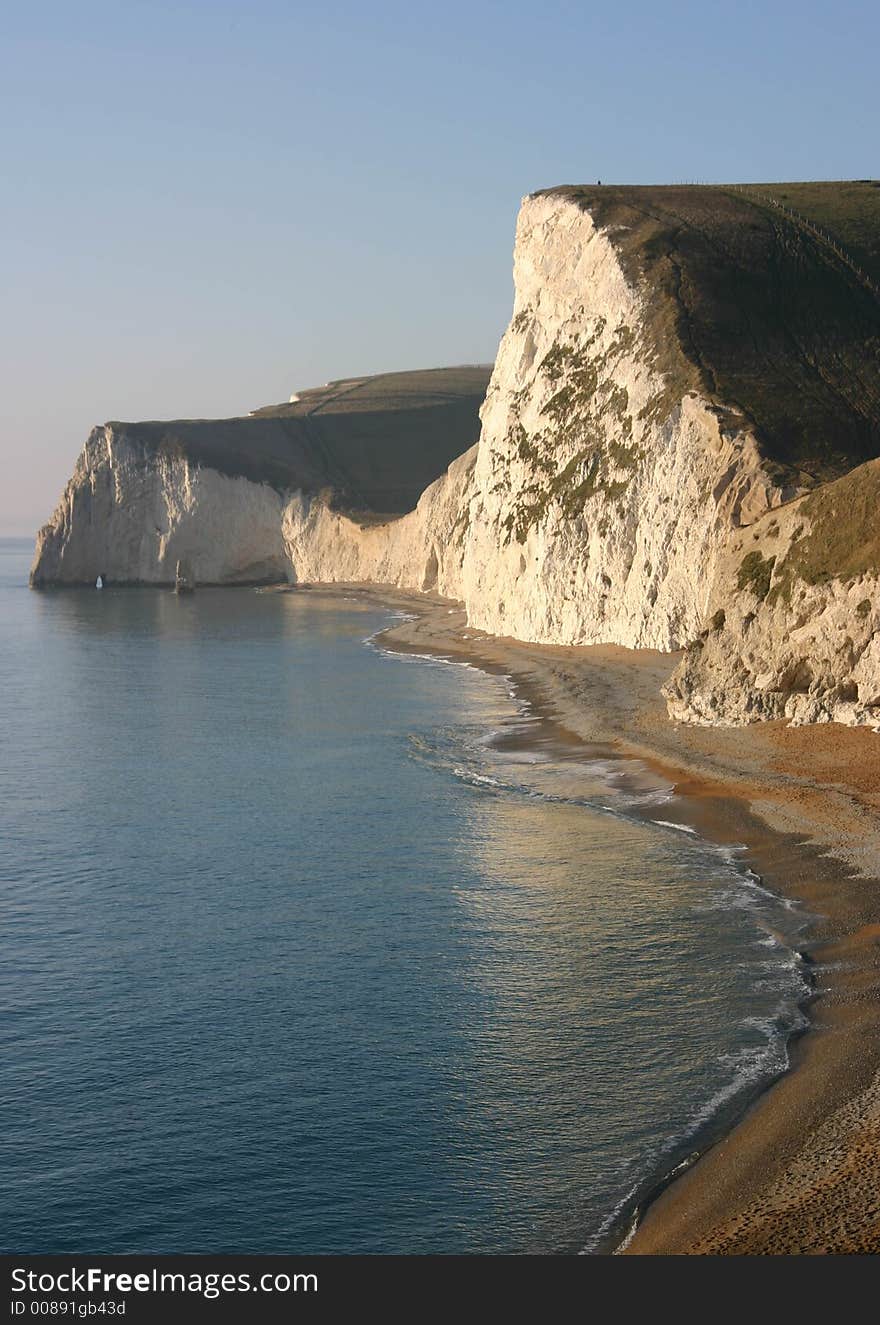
174 560 194 594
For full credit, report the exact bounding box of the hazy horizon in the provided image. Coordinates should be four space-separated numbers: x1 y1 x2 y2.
3 0 877 536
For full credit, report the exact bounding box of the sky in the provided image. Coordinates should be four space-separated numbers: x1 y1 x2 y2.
1 0 877 535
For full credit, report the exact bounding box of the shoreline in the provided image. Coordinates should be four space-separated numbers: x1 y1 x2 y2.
297 582 880 1255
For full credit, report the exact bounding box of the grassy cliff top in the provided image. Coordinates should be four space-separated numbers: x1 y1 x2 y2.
251 365 492 419
736 181 880 284
537 182 880 484
108 366 490 518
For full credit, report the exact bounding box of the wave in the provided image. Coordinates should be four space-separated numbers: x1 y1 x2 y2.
650 818 698 834
369 620 811 1259
582 997 810 1254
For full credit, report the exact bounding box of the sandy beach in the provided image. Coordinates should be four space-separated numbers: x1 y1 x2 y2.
300 583 880 1255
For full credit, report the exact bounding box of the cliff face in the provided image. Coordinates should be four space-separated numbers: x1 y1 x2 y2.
32 425 288 586
243 193 792 648
32 183 880 729
279 444 477 594
30 368 489 586
452 195 785 648
665 460 880 729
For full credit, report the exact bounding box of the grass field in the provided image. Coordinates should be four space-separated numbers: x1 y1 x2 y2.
736 181 880 284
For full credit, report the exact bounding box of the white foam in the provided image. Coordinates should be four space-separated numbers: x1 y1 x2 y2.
583 995 809 1255
453 768 503 789
678 1003 807 1141
651 819 698 835
625 788 676 808
580 1181 640 1255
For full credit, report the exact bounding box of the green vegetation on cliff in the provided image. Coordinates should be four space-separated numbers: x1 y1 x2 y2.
539 182 880 484
737 549 776 600
721 456 880 612
773 458 880 603
499 328 639 544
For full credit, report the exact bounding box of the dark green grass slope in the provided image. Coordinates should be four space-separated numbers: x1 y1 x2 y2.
539 183 880 484
252 365 492 418
111 366 491 517
736 181 880 285
775 457 880 593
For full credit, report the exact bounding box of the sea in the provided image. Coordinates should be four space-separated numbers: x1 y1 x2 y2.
0 537 809 1254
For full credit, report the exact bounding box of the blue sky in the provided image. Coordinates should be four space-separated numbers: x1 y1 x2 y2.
2 0 877 533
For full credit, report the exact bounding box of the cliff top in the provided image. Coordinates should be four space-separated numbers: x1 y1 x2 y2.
107 365 491 517
251 365 492 419
537 182 880 483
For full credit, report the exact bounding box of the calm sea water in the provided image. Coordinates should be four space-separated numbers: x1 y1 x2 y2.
0 537 808 1254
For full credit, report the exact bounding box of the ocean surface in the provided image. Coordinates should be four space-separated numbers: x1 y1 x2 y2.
0 537 809 1254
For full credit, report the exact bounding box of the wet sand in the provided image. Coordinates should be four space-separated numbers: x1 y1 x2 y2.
300 584 880 1254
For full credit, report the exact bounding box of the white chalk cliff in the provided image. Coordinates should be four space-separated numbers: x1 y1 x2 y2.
277 195 788 649
32 426 289 587
664 459 880 729
32 186 880 727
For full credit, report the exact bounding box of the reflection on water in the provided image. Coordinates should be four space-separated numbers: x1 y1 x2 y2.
2 540 808 1254
378 647 810 1251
